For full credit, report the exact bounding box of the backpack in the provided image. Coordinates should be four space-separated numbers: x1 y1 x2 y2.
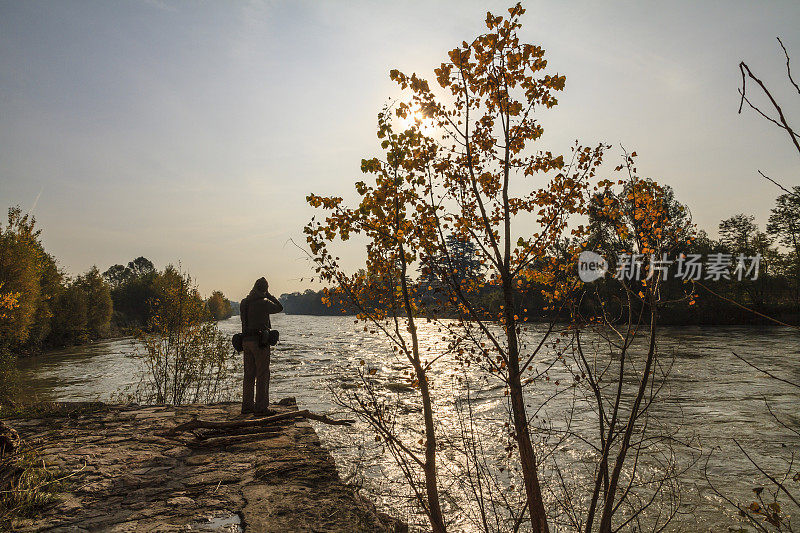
232 330 278 353
232 333 243 353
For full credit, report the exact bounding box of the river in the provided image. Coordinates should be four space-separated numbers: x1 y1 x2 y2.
14 315 800 532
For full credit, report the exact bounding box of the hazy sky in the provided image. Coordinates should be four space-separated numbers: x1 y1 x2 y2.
1 1 799 299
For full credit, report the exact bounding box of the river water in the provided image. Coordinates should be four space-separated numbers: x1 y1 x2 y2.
14 315 800 532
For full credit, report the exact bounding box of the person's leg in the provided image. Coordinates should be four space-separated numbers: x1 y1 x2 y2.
264 346 270 408
242 339 257 413
254 345 270 413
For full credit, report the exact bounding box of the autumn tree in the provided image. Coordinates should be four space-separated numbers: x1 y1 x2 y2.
308 4 708 530
306 107 447 532
563 155 698 532
136 266 231 405
383 4 608 530
0 206 63 354
206 290 233 321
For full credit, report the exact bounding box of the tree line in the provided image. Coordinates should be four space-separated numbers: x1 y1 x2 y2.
285 184 800 325
0 206 234 357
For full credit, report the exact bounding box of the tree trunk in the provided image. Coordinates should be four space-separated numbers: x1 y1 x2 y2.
399 241 447 533
504 279 549 533
415 356 447 533
598 307 658 533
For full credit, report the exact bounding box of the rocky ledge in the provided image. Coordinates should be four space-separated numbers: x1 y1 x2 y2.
5 399 404 532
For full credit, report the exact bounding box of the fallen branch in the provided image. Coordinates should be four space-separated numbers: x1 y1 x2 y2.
168 411 298 435
302 411 355 426
187 431 283 448
167 409 353 436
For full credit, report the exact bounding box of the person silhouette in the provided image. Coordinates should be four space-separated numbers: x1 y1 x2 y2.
239 277 283 414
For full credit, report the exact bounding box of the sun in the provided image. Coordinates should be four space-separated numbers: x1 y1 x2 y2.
395 105 436 136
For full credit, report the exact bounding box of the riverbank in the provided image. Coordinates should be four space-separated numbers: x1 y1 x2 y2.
2 399 404 532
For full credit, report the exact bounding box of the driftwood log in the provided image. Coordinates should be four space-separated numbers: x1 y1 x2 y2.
186 430 284 448
167 409 353 437
164 409 354 448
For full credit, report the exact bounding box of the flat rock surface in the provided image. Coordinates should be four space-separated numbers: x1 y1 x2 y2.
6 400 402 532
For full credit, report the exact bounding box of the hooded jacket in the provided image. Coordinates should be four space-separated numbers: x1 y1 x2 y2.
240 278 283 335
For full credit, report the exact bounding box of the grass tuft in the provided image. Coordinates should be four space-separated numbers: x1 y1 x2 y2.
0 445 70 527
